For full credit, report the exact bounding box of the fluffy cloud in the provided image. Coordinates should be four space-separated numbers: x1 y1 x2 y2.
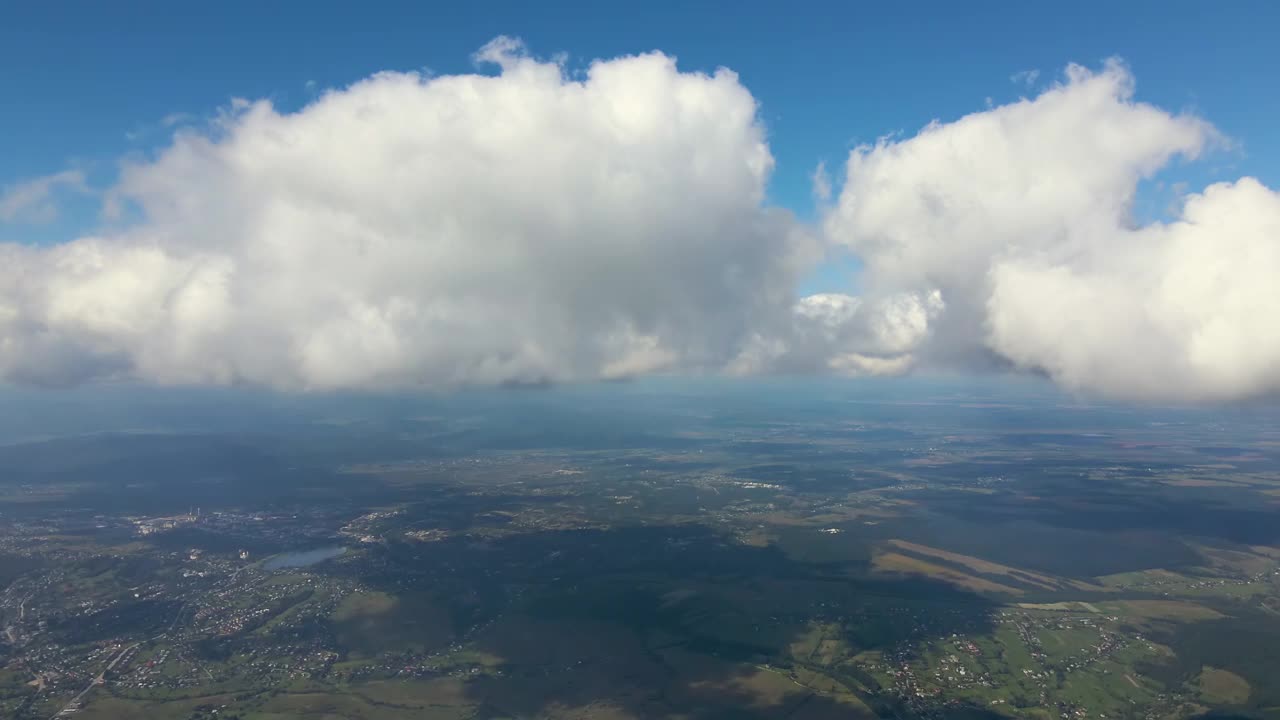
988 178 1280 401
0 39 834 389
0 170 88 224
732 291 944 377
824 59 1280 402
3 48 1277 402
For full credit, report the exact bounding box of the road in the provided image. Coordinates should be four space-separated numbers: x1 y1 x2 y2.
44 563 251 718
48 642 138 719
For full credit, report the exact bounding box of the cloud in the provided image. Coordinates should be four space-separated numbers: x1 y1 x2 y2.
1010 69 1040 86
725 290 944 378
825 59 1280 402
0 38 834 390
0 170 88 224
3 48 1277 404
988 178 1280 402
792 291 944 375
811 161 832 202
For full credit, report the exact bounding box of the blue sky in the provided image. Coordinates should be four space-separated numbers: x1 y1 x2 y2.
2 0 1277 240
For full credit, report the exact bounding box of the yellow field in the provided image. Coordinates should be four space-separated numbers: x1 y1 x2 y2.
1197 666 1251 705
884 540 1111 593
887 540 1060 588
1096 568 1189 587
871 550 1024 595
1015 601 1102 613
1196 546 1277 575
1013 599 1223 622
1098 600 1225 621
1161 478 1242 487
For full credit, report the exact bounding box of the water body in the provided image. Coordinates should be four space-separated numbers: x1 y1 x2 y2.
263 546 346 570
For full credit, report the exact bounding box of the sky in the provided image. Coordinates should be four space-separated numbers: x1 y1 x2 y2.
5 2 1278 229
1 1 1278 403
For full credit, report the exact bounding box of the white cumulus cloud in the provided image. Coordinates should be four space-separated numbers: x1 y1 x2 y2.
3 49 1278 403
1010 69 1040 87
824 59 1280 402
0 39 828 389
988 177 1280 402
0 170 88 224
